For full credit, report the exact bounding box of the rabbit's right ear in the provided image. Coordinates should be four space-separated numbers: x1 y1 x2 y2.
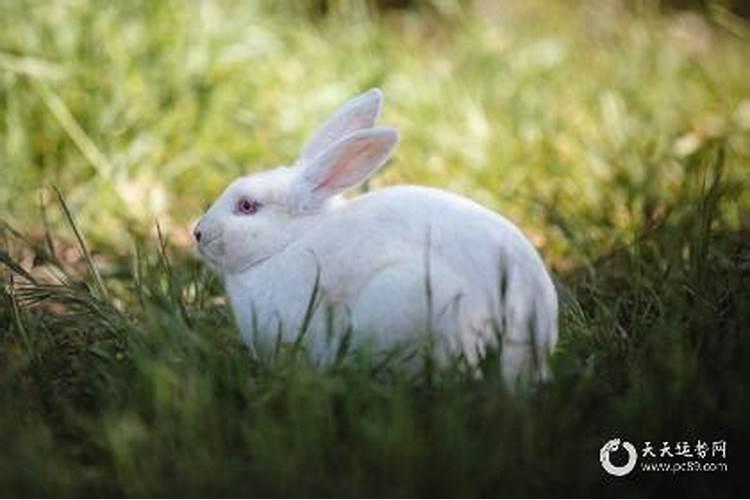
298 88 384 164
288 127 399 212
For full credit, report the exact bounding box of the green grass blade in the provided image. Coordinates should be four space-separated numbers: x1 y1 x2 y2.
53 186 110 302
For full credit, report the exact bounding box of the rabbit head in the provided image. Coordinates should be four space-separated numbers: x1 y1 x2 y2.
194 88 399 275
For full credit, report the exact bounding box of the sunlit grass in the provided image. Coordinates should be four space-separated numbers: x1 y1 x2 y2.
2 1 748 262
1 0 749 496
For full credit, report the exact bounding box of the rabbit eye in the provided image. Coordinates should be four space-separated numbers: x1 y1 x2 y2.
236 198 260 215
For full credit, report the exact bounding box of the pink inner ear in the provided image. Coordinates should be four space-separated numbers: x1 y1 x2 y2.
313 141 373 192
317 111 372 150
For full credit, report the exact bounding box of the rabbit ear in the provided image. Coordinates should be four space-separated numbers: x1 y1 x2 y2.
289 127 399 211
298 88 384 164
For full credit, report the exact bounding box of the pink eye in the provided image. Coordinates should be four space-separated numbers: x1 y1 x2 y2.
236 198 260 215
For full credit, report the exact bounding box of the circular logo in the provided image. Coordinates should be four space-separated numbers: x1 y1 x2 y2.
600 438 638 477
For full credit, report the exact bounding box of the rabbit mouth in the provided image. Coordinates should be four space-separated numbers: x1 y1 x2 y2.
197 238 224 266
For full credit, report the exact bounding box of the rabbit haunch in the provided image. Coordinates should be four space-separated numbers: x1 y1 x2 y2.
195 88 558 383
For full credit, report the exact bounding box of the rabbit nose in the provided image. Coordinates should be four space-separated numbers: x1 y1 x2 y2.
194 229 202 243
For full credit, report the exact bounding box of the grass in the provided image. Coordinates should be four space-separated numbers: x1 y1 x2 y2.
1 0 750 496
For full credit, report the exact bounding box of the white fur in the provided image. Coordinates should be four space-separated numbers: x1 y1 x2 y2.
195 89 558 384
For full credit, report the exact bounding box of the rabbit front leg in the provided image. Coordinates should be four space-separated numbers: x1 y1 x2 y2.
223 250 322 360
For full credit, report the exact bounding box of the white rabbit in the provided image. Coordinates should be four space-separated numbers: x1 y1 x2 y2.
195 88 558 384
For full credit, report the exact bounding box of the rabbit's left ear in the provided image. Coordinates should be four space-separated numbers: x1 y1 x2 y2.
288 127 398 212
298 88 384 164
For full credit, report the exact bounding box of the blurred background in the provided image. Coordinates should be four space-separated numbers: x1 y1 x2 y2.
1 0 750 496
2 0 748 268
